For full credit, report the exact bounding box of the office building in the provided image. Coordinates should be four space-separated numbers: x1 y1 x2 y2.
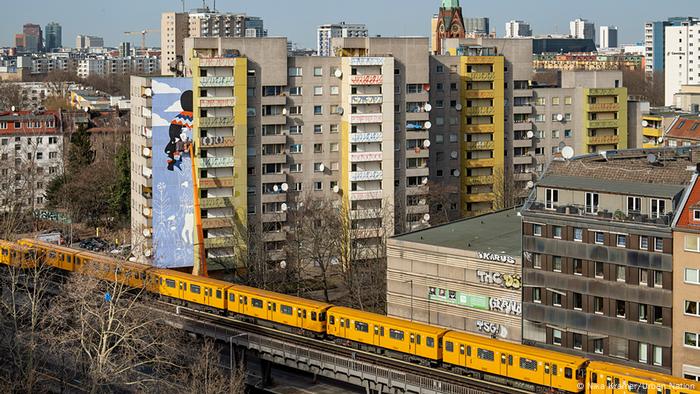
645 17 699 75
76 35 104 49
522 147 699 374
44 22 62 52
20 24 43 53
665 22 700 106
570 19 595 41
599 26 618 49
119 42 131 57
387 208 523 342
431 0 465 55
464 18 490 36
317 23 368 57
532 37 597 54
505 20 532 38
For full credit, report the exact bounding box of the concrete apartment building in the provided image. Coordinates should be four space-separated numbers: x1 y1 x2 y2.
386 208 523 343
570 19 595 41
522 147 698 374
317 23 368 57
76 35 104 49
531 71 628 166
504 20 532 39
131 36 431 265
160 9 266 76
645 17 699 75
665 21 700 106
599 26 618 49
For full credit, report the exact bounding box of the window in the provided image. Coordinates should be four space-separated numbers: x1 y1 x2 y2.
289 86 302 95
288 106 302 115
533 224 542 236
314 181 323 191
553 329 562 345
445 341 454 352
616 300 626 318
594 339 604 354
330 124 339 133
686 300 700 316
535 97 546 106
639 343 648 363
314 86 323 96
545 189 559 209
650 199 666 219
426 337 435 348
330 86 339 95
616 234 627 247
389 329 404 340
595 232 605 244
573 293 582 310
314 124 322 134
695 210 700 221
190 284 201 294
281 305 293 315
573 333 582 350
553 256 562 272
288 67 302 76
533 287 542 303
289 163 302 172
639 269 649 285
477 348 494 361
520 358 538 371
355 321 369 332
313 143 323 153
685 235 700 252
574 228 583 241
616 265 626 282
639 304 648 322
573 259 583 275
685 332 700 348
553 292 562 306
252 298 263 308
640 236 649 250
553 226 562 239
654 271 663 287
330 143 339 152
594 296 604 314
165 279 176 288
686 268 700 284
313 162 323 171
533 253 542 269
289 144 302 153
313 66 323 76
653 346 662 366
654 237 664 252
585 192 599 213
627 196 641 214
314 105 323 115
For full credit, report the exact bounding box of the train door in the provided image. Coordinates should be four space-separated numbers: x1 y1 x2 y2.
372 325 382 347
409 333 416 355
500 352 512 377
459 344 468 368
544 363 553 390
338 316 348 338
178 280 186 300
267 301 276 322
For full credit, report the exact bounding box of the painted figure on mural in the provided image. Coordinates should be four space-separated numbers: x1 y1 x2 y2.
165 90 194 171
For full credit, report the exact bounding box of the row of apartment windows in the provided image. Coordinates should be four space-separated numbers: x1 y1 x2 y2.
535 97 575 106
531 129 573 139
1 136 59 145
0 120 56 130
530 222 667 252
542 191 668 217
0 166 57 176
534 113 572 122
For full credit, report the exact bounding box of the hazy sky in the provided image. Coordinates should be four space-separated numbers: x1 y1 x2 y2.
2 0 699 49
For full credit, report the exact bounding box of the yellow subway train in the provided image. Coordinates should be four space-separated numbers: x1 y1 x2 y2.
4 238 699 394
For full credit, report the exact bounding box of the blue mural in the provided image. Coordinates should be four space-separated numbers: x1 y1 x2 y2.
151 78 194 268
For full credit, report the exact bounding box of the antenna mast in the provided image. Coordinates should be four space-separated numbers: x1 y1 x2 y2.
181 0 185 12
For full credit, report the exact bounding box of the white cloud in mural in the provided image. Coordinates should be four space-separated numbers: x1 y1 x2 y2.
164 99 183 113
151 112 170 127
152 79 182 94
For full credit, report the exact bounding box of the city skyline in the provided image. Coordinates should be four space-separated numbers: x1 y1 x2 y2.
1 0 698 49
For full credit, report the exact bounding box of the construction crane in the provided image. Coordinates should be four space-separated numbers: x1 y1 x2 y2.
124 29 160 52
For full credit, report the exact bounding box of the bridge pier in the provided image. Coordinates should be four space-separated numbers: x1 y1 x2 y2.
259 359 273 388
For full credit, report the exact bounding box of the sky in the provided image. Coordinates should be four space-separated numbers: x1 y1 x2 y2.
2 0 699 49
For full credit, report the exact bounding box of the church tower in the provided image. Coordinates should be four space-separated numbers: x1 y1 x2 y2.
431 0 465 54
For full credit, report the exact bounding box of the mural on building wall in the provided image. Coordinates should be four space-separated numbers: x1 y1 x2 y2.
151 77 194 268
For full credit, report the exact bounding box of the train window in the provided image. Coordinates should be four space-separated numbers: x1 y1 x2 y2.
340 318 345 326
140 272 146 280
427 337 434 348
501 354 506 364
380 327 384 336
68 256 72 262
329 315 335 325
508 355 513 365
591 373 597 383
190 284 201 294
460 345 465 355
416 335 421 345
355 321 368 332
445 341 454 352
374 326 379 334
319 312 326 321
477 348 495 362
252 298 263 308
520 357 537 371
614 378 620 387
2 249 8 256
628 381 645 393
552 364 557 375
281 305 293 315
49 251 56 258
565 367 573 379
267 302 272 311
345 318 350 328
311 312 317 321
165 279 176 288
216 290 222 299
298 309 303 317
243 296 248 304
272 303 276 312
467 346 471 356
544 364 550 374
229 294 235 302
389 329 404 341
410 334 414 343
303 310 307 319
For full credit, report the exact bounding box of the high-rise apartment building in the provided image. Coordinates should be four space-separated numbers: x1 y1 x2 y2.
599 26 618 49
316 23 368 57
570 18 595 41
522 147 697 374
644 17 699 75
505 20 532 38
44 22 62 52
76 35 104 49
464 18 490 36
160 9 266 75
665 22 700 106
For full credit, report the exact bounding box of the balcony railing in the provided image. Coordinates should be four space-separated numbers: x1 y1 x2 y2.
464 141 495 150
199 76 235 87
350 95 383 105
200 197 235 209
350 113 383 124
198 58 236 67
463 175 494 186
463 106 496 116
204 236 236 249
349 75 383 85
350 171 384 182
588 119 619 129
464 72 495 81
199 177 235 189
198 157 236 168
350 132 383 143
199 97 236 107
524 201 674 226
588 102 620 112
350 152 383 162
200 117 235 128
588 135 620 145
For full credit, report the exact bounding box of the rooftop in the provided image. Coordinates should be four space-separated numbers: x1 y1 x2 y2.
665 116 700 141
392 208 522 256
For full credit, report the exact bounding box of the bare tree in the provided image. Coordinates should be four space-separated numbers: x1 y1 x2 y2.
623 69 665 106
426 181 460 225
176 338 246 394
0 81 26 110
492 167 521 211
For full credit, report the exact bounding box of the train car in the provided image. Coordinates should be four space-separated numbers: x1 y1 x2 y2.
74 251 151 289
19 238 78 272
586 361 700 394
442 331 588 393
0 240 33 268
227 284 331 334
152 269 231 311
327 306 448 362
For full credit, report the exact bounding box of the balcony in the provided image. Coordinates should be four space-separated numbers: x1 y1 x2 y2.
198 58 236 67
350 209 384 220
587 119 619 129
406 185 429 196
200 177 235 189
201 197 235 209
406 148 429 159
513 89 534 97
199 76 235 87
643 127 663 138
524 202 675 227
198 157 236 169
513 122 533 131
588 135 620 145
513 155 534 165
587 102 620 112
262 212 287 223
201 136 235 148
513 106 533 115
261 115 287 126
514 173 534 182
351 228 384 239
260 153 287 164
463 175 494 186
406 167 429 177
464 124 495 134
464 141 495 150
200 117 235 128
350 57 384 66
513 138 533 148
350 95 383 105
261 134 287 145
464 193 496 203
406 204 430 215
262 231 286 242
261 95 287 106
464 72 495 81
349 75 383 85
464 90 495 99
464 158 496 168
350 132 383 143
406 111 430 121
588 88 620 96
350 190 383 201
204 236 236 249
463 106 496 116
350 113 383 124
199 97 236 108
261 193 287 203
350 152 383 162
350 171 384 182
202 217 234 230
260 173 287 184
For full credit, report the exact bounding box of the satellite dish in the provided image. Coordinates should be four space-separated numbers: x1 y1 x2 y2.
423 139 431 148
281 203 288 211
423 213 431 222
333 185 340 193
453 169 461 177
336 106 344 115
424 103 432 112
142 147 151 157
526 131 534 139
142 228 152 238
143 207 151 216
658 137 664 143
319 163 325 172
421 177 428 185
526 181 534 189
455 104 463 111
334 69 343 78
424 121 432 129
144 87 153 97
419 199 426 205
450 151 458 159
561 146 575 159
281 183 289 192
647 153 658 164
11 106 15 112
273 185 279 192
279 260 287 269
556 114 564 121
642 120 649 127
144 249 152 257
282 108 288 115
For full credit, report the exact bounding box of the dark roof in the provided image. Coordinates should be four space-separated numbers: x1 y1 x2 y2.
666 117 700 141
392 208 522 256
538 175 686 199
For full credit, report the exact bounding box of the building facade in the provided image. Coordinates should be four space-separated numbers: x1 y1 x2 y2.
505 20 532 38
570 19 595 41
463 18 490 36
317 23 368 57
431 0 465 55
599 26 618 49
665 22 700 106
76 35 104 49
533 53 644 72
645 17 699 75
44 22 62 52
387 209 523 343
522 148 697 374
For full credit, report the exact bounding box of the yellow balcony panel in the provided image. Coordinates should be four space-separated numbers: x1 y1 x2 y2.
643 127 663 138
588 88 621 96
199 97 236 108
204 236 236 249
199 76 235 87
464 192 496 203
643 143 661 149
464 72 495 81
200 136 235 148
464 90 495 99
464 141 495 150
588 135 620 145
463 106 496 116
201 197 235 209
463 175 494 186
198 157 236 169
200 117 235 128
464 158 496 168
199 177 235 189
201 217 234 230
587 102 620 112
587 119 619 129
198 58 237 67
463 57 498 65
463 124 494 133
